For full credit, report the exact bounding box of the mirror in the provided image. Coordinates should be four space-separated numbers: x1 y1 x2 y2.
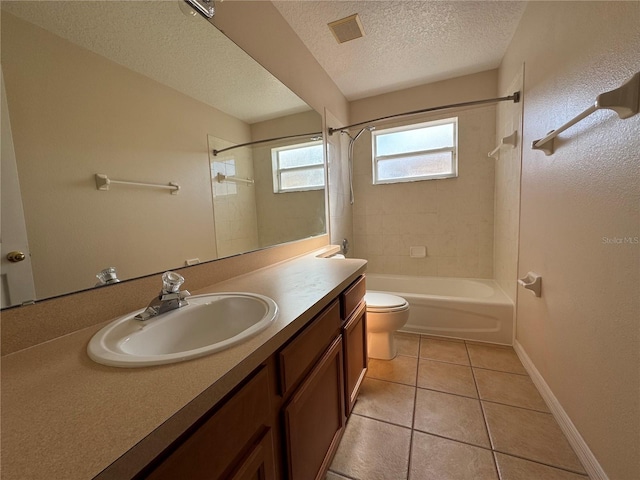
0 1 325 308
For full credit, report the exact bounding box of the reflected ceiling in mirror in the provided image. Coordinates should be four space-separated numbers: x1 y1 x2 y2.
0 1 325 308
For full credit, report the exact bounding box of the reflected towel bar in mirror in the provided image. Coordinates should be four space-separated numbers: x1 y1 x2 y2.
95 174 180 194
215 173 255 186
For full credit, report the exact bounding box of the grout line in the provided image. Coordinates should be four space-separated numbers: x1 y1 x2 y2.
471 364 530 376
414 384 478 400
326 469 359 480
479 397 552 415
406 334 421 480
351 412 412 431
412 429 495 453
417 355 472 367
364 375 416 388
492 450 591 477
467 342 501 479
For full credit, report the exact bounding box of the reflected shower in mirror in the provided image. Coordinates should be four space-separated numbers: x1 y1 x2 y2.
0 1 325 308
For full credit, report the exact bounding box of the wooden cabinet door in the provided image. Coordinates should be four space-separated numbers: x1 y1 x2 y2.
228 429 276 480
343 301 367 415
283 336 345 480
145 367 274 480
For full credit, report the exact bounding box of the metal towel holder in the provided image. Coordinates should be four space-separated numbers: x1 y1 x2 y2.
532 72 639 155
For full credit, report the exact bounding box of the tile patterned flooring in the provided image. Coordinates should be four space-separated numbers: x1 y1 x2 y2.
326 333 589 480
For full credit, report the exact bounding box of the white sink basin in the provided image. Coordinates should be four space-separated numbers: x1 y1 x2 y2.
87 293 278 367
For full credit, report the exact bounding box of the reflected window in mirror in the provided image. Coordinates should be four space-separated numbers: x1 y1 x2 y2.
271 140 325 193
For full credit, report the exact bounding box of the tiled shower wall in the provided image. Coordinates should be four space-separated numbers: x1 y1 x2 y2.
352 105 497 278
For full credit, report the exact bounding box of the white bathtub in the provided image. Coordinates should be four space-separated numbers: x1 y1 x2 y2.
366 274 514 345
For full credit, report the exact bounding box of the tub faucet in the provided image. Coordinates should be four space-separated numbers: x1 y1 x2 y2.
135 271 190 321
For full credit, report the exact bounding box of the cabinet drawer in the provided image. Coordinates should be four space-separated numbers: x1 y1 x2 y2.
279 300 341 396
340 275 366 320
146 367 271 480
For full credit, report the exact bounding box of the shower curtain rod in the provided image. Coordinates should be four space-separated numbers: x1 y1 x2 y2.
328 92 521 135
212 131 322 156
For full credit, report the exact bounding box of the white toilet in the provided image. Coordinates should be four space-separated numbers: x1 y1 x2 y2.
365 291 410 360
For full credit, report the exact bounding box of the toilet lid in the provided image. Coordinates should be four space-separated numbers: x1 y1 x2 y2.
365 292 409 312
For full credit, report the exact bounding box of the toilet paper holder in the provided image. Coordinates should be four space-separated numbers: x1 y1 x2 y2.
518 272 542 297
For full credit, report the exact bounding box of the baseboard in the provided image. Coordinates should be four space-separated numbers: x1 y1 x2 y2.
513 340 609 480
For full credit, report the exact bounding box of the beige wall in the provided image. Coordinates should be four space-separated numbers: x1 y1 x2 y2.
350 71 498 277
493 69 524 302
212 1 349 126
500 2 640 478
2 12 253 299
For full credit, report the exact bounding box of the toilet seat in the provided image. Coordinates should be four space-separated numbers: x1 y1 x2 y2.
365 292 409 313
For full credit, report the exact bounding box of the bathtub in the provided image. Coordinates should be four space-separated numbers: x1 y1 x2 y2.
365 274 514 345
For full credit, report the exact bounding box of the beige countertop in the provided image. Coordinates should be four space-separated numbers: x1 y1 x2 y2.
1 249 367 480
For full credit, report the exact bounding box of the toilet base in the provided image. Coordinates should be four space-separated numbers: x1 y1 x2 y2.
368 332 397 360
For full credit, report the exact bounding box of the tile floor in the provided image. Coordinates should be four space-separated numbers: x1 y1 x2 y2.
326 333 589 480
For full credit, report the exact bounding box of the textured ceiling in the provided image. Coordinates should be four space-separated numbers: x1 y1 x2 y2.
273 0 527 100
1 1 310 124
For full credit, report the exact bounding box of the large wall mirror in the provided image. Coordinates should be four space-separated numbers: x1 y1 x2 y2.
0 1 325 308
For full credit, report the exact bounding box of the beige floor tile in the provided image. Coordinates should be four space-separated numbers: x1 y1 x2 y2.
420 337 470 365
483 402 585 474
330 415 411 480
417 359 477 398
466 344 527 374
474 368 549 412
414 389 490 447
367 355 418 386
421 334 464 343
325 472 351 480
396 332 420 357
352 377 415 427
410 431 498 480
495 453 589 480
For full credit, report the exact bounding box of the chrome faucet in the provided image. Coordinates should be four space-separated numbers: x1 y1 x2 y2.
135 271 191 321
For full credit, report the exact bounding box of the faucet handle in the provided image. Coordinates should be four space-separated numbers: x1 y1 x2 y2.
162 271 185 293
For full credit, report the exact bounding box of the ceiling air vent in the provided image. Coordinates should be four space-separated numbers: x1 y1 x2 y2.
328 14 365 44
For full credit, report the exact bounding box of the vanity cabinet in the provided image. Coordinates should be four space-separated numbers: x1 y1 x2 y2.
145 366 276 480
283 336 345 480
340 276 367 415
140 276 366 480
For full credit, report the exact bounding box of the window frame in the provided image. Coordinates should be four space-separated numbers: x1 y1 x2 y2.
371 117 458 185
271 139 325 194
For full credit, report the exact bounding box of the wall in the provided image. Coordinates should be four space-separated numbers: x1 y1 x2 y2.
212 1 349 126
499 2 640 478
350 70 498 277
493 69 524 302
250 111 326 246
2 12 252 298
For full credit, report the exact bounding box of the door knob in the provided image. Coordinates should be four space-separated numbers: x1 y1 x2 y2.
7 251 26 263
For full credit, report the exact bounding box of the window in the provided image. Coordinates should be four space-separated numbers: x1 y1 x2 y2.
371 117 458 184
272 140 324 193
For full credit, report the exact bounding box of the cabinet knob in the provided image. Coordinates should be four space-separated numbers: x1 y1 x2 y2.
7 251 26 263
